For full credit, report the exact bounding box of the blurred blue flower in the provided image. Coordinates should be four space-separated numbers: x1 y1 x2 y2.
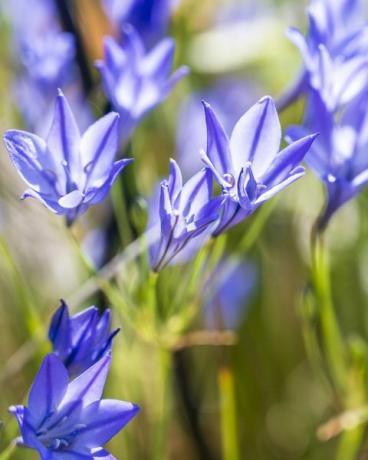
96 25 189 142
19 30 75 90
287 0 368 110
201 96 317 236
82 229 109 270
4 0 91 133
148 159 223 271
204 258 257 330
287 88 368 230
10 353 139 459
102 0 175 46
49 301 119 377
3 90 132 225
176 79 260 179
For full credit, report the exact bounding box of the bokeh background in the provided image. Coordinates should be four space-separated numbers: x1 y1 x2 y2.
0 0 367 459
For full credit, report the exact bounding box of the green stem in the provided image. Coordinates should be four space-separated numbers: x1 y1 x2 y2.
67 229 96 276
153 348 172 460
336 426 364 460
311 236 346 394
111 177 133 248
0 441 16 460
218 366 240 460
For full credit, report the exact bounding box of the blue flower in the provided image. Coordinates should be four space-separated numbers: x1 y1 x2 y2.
3 90 132 225
200 96 317 236
96 25 189 142
287 88 368 230
20 30 76 90
102 0 174 46
10 353 139 459
49 301 119 377
148 160 223 271
204 258 257 330
287 0 368 111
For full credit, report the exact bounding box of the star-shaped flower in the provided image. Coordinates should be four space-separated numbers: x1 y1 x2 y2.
3 90 132 225
200 96 317 235
10 353 139 459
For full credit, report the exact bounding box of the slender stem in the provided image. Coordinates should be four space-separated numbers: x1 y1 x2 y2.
218 366 240 460
0 441 16 460
111 176 133 248
336 426 364 460
153 348 172 460
67 228 96 276
311 235 346 394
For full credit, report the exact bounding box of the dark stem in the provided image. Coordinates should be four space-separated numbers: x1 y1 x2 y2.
55 0 94 95
173 349 217 460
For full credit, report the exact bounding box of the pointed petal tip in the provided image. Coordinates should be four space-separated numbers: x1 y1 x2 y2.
169 158 179 168
132 403 140 415
259 95 274 105
201 100 212 110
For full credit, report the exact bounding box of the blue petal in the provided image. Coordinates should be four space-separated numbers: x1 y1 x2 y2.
261 134 317 186
212 196 249 236
179 169 213 218
256 167 305 205
230 96 281 178
81 112 120 188
58 190 84 209
85 159 133 206
202 101 232 180
9 406 49 456
28 354 69 426
49 300 71 360
21 189 65 214
60 353 111 412
168 159 183 202
74 400 139 448
141 37 175 80
3 130 58 195
47 90 81 189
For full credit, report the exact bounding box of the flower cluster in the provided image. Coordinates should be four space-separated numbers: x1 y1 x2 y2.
287 0 368 111
288 0 368 229
147 96 316 270
4 0 89 133
10 304 138 459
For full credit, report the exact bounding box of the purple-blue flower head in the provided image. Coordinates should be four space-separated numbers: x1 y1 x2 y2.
287 0 368 110
102 0 175 46
201 96 317 236
96 25 189 141
204 258 257 330
9 353 139 459
20 31 76 89
287 88 368 230
148 159 223 271
49 301 119 377
3 90 132 225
